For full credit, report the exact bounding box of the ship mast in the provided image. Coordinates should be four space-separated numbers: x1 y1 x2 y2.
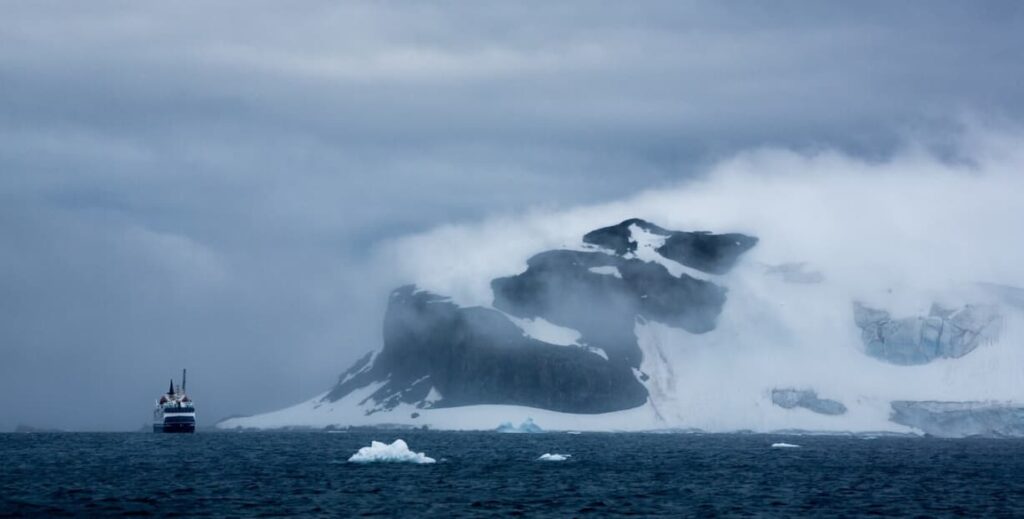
182 369 187 394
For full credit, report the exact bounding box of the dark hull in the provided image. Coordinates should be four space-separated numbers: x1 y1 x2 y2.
153 422 196 433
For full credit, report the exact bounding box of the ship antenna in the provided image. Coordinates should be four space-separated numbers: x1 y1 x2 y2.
182 369 187 394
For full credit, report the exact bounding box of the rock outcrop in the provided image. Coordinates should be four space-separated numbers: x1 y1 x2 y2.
326 286 648 414
320 219 758 416
491 249 727 368
583 218 758 275
853 302 1001 365
771 389 847 415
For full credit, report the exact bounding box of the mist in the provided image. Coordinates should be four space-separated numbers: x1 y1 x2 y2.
368 125 1024 432
2 1 1024 431
389 126 1024 304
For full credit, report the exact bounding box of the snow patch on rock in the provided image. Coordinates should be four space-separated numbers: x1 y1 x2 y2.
506 316 582 347
626 224 704 280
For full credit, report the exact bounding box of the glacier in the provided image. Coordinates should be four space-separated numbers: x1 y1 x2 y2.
218 140 1024 438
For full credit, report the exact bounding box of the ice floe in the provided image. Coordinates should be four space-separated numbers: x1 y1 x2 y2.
495 418 544 433
537 453 571 461
771 442 801 449
347 439 436 464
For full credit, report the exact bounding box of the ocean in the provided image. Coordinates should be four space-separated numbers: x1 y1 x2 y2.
2 431 1023 517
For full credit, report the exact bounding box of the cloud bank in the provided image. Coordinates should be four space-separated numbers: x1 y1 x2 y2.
389 125 1024 310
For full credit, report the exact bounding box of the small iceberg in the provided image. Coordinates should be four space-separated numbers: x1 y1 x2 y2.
347 439 436 464
495 418 544 433
537 453 571 461
771 442 801 449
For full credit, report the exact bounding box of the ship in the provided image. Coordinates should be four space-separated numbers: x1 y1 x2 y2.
153 369 196 433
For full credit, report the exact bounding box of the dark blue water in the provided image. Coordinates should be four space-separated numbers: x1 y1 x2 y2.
2 432 1023 517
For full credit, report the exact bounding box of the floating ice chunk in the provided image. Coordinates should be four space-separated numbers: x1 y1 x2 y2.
538 453 571 461
347 439 436 464
495 418 544 433
771 442 801 449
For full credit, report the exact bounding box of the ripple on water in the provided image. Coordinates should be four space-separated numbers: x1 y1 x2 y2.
1 432 1024 516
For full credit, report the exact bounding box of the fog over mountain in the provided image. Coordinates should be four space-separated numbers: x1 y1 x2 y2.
222 129 1024 435
1 1 1023 431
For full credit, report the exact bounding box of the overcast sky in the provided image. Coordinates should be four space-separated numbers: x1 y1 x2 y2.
2 1 1023 431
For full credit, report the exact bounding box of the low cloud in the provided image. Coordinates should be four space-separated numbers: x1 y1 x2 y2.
388 125 1024 311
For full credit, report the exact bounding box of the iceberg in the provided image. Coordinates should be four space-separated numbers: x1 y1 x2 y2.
347 439 436 464
771 442 801 448
537 453 571 461
495 418 544 433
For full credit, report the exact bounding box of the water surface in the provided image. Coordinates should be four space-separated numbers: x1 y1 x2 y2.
2 432 1022 516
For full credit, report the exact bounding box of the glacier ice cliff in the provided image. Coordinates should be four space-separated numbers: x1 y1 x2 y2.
854 302 1001 365
890 401 1024 438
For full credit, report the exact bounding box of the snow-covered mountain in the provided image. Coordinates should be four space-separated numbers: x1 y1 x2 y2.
220 216 1024 437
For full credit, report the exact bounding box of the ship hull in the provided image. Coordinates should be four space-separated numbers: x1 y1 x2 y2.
153 422 196 433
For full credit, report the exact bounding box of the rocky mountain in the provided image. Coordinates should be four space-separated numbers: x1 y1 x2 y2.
219 218 1023 437
305 219 755 417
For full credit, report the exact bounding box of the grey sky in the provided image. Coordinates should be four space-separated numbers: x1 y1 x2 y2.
1 1 1022 431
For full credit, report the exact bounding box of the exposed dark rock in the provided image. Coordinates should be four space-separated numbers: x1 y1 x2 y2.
583 218 758 274
491 249 727 368
583 218 669 255
771 389 847 415
853 302 1001 365
658 231 759 275
325 286 648 414
323 219 757 417
890 401 1024 438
